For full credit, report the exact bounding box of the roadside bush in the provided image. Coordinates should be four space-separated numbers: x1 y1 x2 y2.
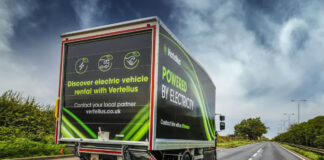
0 138 69 159
218 135 246 143
0 90 69 159
0 90 55 141
314 135 324 149
217 135 258 148
273 116 324 148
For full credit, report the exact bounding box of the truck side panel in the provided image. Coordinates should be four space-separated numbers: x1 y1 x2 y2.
154 25 215 148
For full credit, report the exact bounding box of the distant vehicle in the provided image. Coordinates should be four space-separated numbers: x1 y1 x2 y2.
55 17 225 160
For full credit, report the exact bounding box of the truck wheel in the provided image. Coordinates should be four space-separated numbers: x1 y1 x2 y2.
80 154 90 160
182 153 191 160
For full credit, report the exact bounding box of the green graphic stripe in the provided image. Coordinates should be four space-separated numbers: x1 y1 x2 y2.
61 125 73 138
62 120 77 138
162 33 212 139
123 110 149 140
113 103 150 141
63 120 82 138
183 63 214 139
183 61 214 139
161 33 215 140
63 107 97 139
183 68 211 140
166 34 214 140
62 115 87 138
130 120 150 141
183 63 214 136
119 104 149 135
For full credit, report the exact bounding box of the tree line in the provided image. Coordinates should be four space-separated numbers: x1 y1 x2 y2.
273 116 324 148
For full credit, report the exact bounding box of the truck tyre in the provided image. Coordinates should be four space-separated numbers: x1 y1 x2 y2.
182 153 191 160
80 154 90 160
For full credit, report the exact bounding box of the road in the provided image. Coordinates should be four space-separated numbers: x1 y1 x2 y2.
217 142 304 160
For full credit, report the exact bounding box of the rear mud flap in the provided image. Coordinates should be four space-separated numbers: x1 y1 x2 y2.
123 146 156 160
203 149 216 160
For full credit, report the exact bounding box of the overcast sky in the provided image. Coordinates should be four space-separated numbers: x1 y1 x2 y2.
1 0 324 138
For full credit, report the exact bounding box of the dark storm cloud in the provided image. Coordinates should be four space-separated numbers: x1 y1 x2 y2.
9 0 78 60
241 0 302 49
243 0 301 23
1 0 323 139
71 0 111 29
167 0 324 138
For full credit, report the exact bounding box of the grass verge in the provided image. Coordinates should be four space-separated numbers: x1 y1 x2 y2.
279 143 324 160
0 138 71 159
217 139 258 148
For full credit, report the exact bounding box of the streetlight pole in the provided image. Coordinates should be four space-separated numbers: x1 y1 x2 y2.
280 120 286 132
291 99 307 123
284 113 294 128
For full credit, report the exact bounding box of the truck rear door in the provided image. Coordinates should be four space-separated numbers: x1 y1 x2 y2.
58 29 153 143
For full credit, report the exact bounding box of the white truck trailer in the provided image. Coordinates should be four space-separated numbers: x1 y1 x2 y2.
55 17 224 160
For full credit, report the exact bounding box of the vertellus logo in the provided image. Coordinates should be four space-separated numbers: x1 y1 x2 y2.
163 44 181 66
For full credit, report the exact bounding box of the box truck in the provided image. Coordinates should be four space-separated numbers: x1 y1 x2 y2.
55 17 224 160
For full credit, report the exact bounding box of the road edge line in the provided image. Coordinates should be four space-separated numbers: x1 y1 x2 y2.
276 143 305 160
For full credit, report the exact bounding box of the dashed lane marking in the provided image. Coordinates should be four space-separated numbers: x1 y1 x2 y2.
248 148 263 160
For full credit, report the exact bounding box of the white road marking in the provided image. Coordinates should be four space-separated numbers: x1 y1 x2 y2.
276 143 305 160
257 148 262 153
249 148 263 160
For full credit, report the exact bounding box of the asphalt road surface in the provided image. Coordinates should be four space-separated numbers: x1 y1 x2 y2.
217 142 304 160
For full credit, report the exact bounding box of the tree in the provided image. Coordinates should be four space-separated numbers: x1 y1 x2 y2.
234 117 267 140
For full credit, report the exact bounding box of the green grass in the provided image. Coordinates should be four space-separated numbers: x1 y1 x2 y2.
217 136 259 148
280 143 324 160
0 138 72 159
217 139 258 148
